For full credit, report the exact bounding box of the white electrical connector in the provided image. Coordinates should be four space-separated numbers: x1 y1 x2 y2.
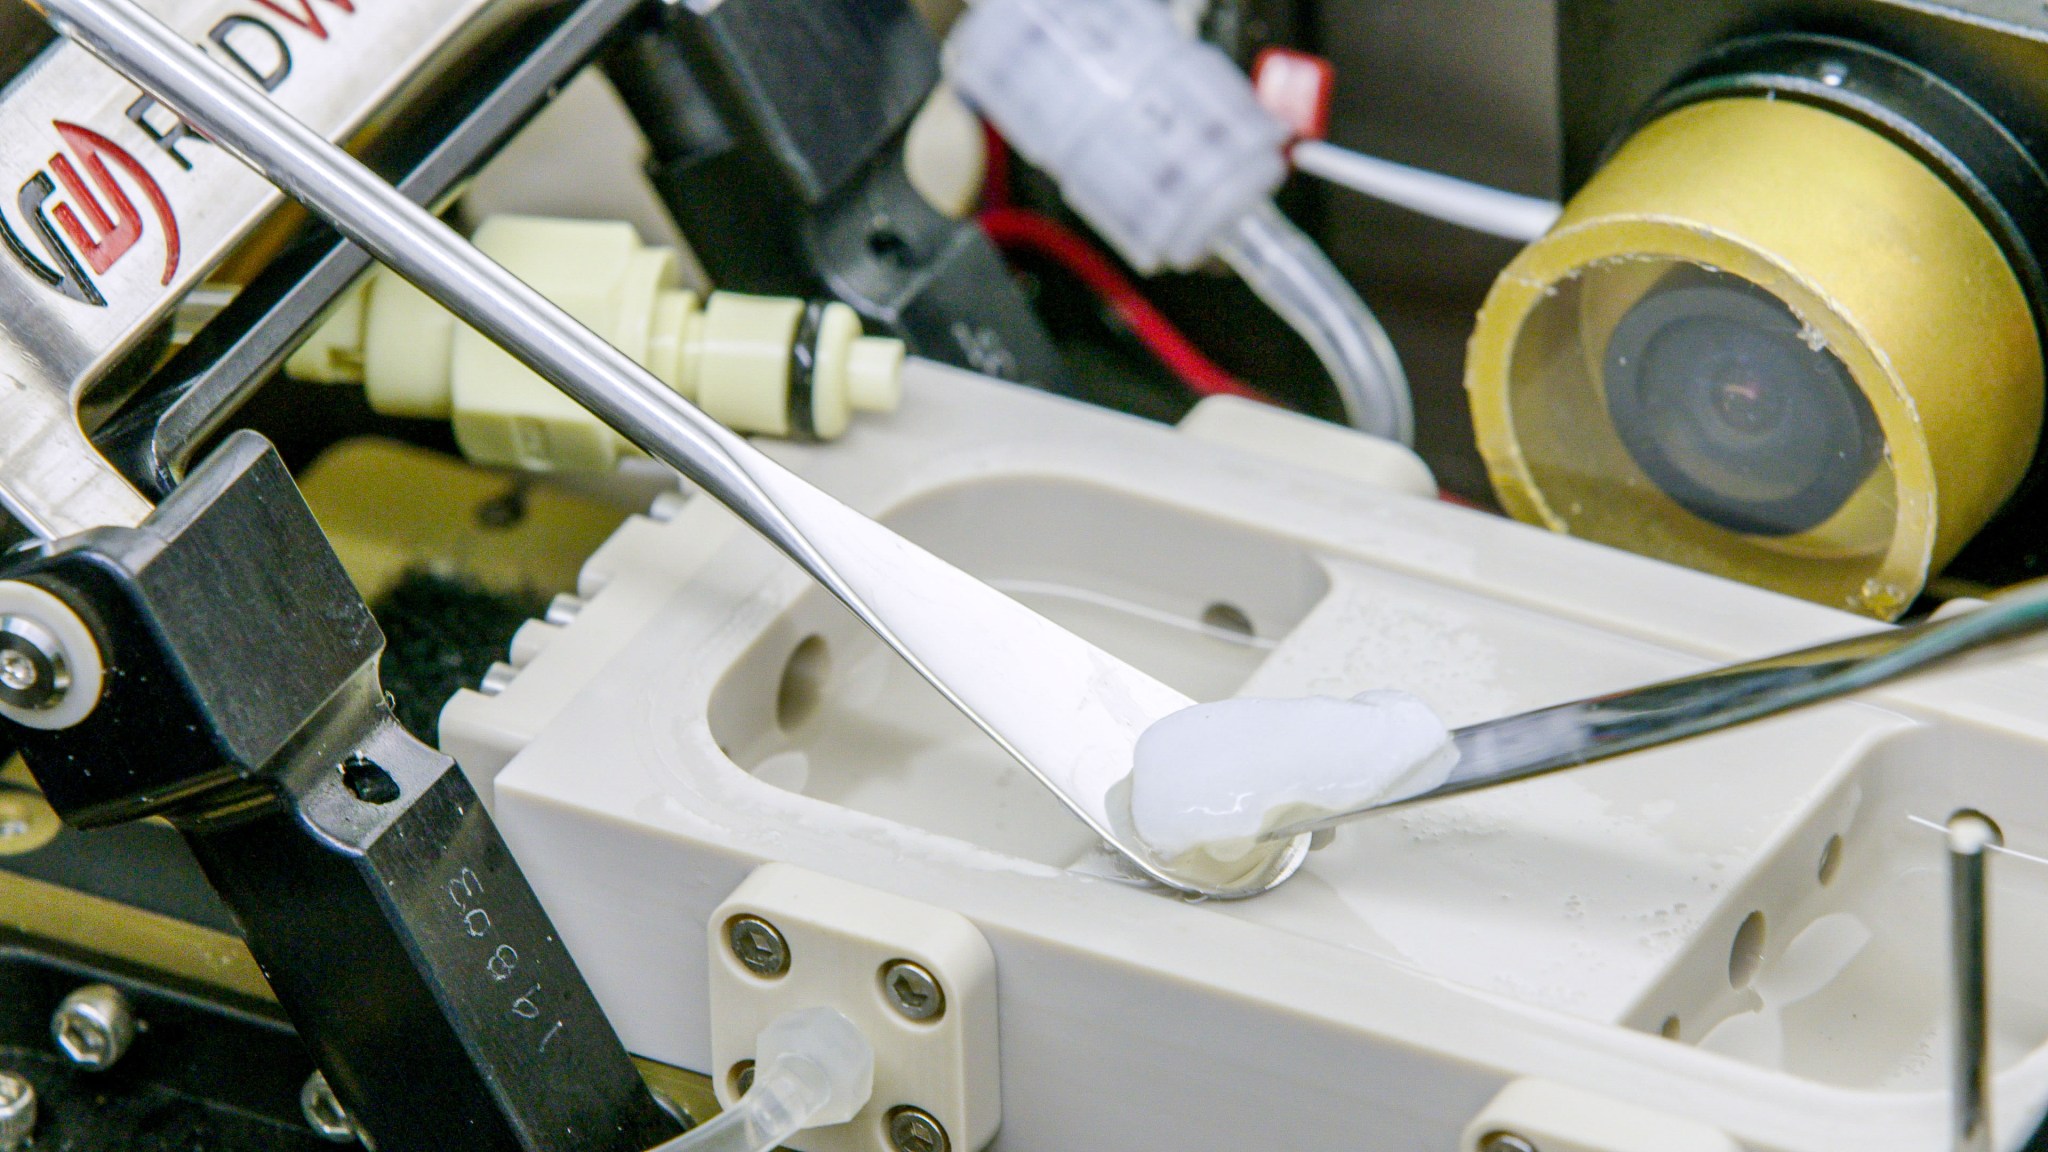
289 216 905 472
944 0 1415 443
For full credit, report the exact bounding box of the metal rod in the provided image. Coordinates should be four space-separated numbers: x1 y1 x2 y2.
101 0 645 497
1263 580 2048 842
28 0 1312 900
26 0 765 548
1949 809 2000 1152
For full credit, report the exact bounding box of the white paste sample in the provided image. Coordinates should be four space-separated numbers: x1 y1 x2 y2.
1129 689 1459 867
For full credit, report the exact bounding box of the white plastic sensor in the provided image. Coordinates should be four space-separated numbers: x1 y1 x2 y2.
289 216 905 472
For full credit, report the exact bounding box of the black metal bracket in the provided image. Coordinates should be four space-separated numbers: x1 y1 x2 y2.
602 0 1072 391
0 434 677 1152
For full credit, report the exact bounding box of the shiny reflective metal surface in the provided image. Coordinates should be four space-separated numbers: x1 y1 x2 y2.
39 0 1310 900
1267 583 2048 841
1948 810 1998 1152
0 0 524 538
124 0 645 495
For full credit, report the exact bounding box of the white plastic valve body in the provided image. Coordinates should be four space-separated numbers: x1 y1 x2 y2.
945 0 1288 273
288 216 905 471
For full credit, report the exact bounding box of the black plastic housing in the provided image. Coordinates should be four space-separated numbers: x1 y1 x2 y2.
603 0 1072 392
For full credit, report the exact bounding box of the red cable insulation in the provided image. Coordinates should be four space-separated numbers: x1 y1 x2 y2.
980 127 1476 506
979 207 1274 404
977 122 1271 404
980 119 1012 213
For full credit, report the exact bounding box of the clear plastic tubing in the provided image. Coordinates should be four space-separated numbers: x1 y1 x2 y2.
946 0 1416 443
1214 200 1414 444
647 1008 873 1152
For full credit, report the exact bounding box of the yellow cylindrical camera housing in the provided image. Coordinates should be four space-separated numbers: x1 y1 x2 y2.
1466 97 2043 618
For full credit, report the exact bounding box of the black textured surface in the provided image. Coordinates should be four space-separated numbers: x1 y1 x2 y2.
373 569 546 744
0 1 51 89
0 569 540 936
0 936 323 1152
0 1050 327 1152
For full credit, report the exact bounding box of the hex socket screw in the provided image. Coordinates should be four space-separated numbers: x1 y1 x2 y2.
726 915 790 977
0 1071 36 1152
52 983 137 1071
880 960 945 1022
887 1106 950 1152
301 1070 360 1143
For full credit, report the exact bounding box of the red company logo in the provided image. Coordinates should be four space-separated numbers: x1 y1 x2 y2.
1 122 180 308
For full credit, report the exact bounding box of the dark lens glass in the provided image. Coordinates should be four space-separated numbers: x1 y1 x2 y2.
1603 268 1881 536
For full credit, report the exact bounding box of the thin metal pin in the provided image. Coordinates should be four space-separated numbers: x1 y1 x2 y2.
1948 809 2001 1152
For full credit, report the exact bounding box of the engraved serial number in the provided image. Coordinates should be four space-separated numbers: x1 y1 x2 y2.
445 866 568 1052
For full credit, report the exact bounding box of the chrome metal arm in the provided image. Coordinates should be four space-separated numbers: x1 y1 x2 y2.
1266 583 2048 840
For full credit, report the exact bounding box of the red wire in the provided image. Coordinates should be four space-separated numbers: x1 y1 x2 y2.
980 207 1274 404
977 124 1273 405
981 119 1012 213
979 130 1479 506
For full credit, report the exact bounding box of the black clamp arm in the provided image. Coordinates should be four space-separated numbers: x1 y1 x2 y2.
0 432 677 1152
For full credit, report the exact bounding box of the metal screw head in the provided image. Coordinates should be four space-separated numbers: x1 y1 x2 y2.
300 1070 360 1144
887 1106 950 1152
881 960 945 1022
728 1060 755 1098
52 983 137 1071
0 616 68 712
0 1071 37 1152
726 915 789 977
1479 1133 1539 1152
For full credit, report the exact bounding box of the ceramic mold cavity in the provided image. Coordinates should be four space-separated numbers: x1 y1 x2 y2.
707 478 1331 868
1632 721 2048 1092
468 363 2048 1152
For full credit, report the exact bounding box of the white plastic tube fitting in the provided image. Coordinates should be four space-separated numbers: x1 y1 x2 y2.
649 1008 873 1152
947 0 1286 274
289 216 905 471
945 0 1414 442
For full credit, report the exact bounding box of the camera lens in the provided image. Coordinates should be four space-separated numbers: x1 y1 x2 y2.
1603 268 1882 536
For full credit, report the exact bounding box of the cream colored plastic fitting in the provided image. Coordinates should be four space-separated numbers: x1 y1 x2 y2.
287 215 906 472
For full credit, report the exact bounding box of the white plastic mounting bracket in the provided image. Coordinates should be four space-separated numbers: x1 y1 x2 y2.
708 864 1001 1152
1463 1080 1742 1152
